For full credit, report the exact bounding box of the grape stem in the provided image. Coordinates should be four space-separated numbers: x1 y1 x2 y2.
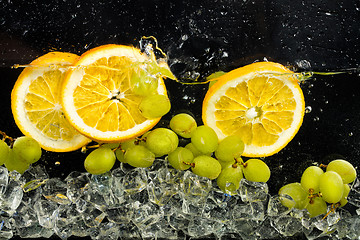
183 162 195 167
322 203 340 220
319 163 328 168
0 130 14 146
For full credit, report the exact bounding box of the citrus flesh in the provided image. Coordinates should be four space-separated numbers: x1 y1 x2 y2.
11 52 92 152
61 44 168 142
202 61 305 157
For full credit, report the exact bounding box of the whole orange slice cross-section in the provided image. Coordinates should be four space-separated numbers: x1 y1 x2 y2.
202 61 305 157
61 44 168 142
11 52 92 152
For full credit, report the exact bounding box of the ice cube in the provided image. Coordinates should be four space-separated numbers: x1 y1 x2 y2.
42 178 71 205
33 199 58 228
237 178 269 202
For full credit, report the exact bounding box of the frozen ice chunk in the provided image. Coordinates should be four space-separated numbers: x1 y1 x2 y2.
122 168 147 194
105 203 134 224
0 174 23 215
237 178 269 202
42 178 71 205
180 171 212 203
0 166 9 194
271 215 302 237
187 216 223 238
267 195 293 216
0 216 14 239
54 204 82 239
65 171 91 203
33 199 58 228
348 177 360 207
89 222 120 240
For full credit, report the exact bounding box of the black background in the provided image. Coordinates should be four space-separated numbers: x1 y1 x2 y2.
0 0 360 239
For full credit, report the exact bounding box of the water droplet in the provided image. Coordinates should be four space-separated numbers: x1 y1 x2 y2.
313 116 320 121
349 132 353 136
305 106 312 113
181 35 188 41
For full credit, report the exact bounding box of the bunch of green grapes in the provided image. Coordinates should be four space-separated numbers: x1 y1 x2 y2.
278 159 357 218
0 135 42 174
84 127 179 174
83 112 272 195
168 113 271 192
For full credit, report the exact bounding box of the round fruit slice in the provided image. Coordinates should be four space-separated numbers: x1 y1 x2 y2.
202 61 305 157
11 52 92 152
61 44 169 142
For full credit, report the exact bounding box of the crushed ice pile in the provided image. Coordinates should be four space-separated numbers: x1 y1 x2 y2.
0 160 360 240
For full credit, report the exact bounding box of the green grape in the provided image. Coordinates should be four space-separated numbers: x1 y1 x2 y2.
218 159 236 169
145 128 178 157
216 163 243 194
300 166 324 193
115 148 126 163
215 135 244 162
185 143 205 158
121 139 137 150
100 142 120 149
242 159 270 182
167 147 194 170
124 145 155 168
191 155 222 180
207 71 226 88
278 182 308 209
84 147 116 175
4 149 30 174
0 140 10 165
319 171 344 203
305 197 328 218
169 113 197 138
130 68 158 96
339 183 351 207
12 136 42 164
139 94 171 119
191 125 218 154
326 159 357 184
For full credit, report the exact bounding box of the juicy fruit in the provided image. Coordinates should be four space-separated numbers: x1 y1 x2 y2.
242 158 270 182
215 135 244 162
11 52 91 152
145 128 179 157
84 147 116 175
124 145 155 168
12 136 42 164
191 155 222 180
326 159 357 184
202 61 305 157
300 166 324 193
191 125 218 154
61 44 169 142
167 147 194 170
306 197 328 218
139 94 171 119
0 140 10 165
169 113 197 138
4 150 30 174
319 171 344 203
279 159 357 218
278 182 308 209
216 164 243 194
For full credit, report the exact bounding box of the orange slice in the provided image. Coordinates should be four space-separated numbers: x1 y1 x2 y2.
11 52 92 152
61 44 169 142
202 61 305 157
